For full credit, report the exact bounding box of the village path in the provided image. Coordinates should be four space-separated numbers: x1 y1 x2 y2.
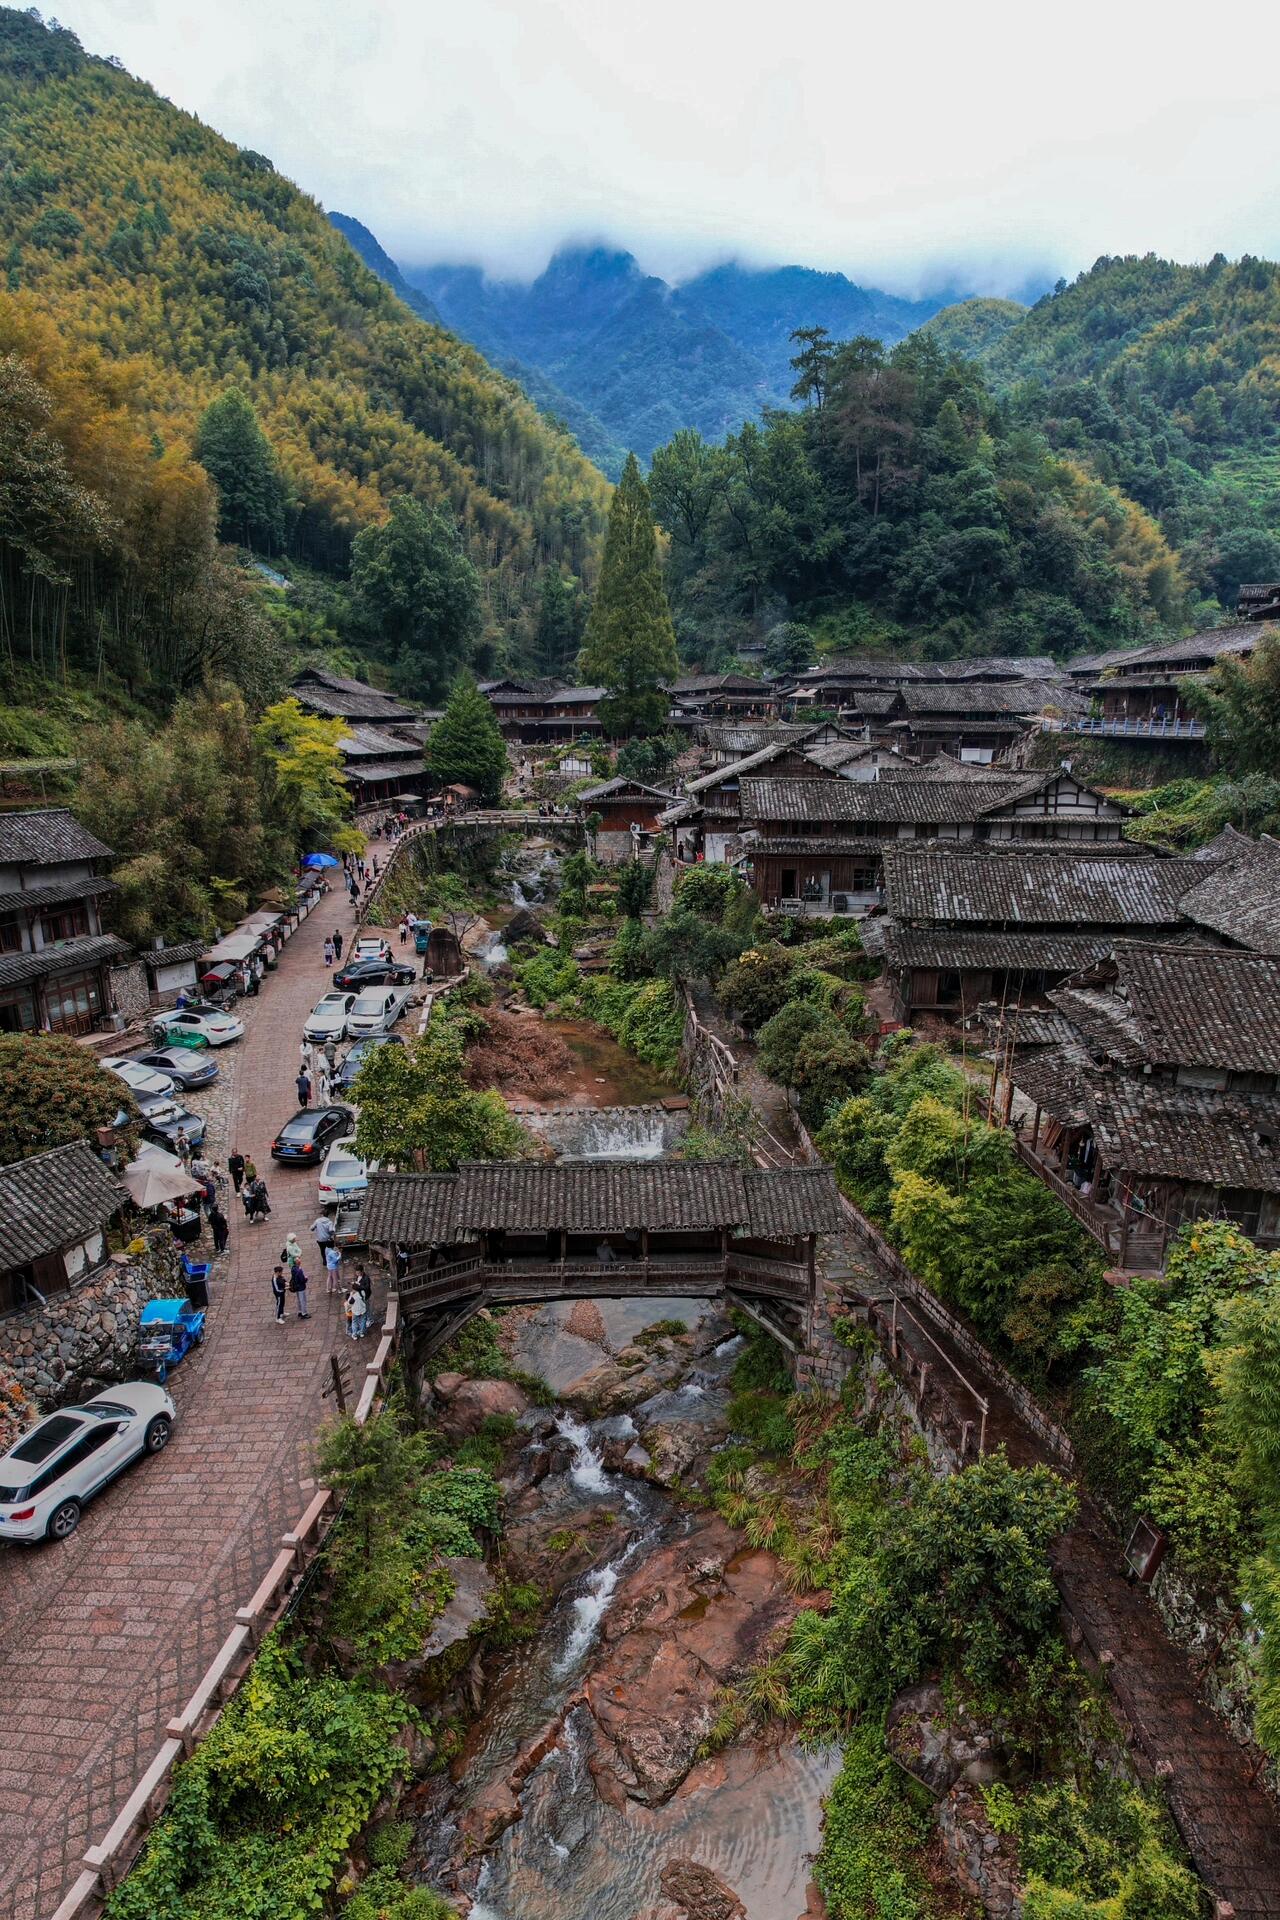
831 1237 1280 1919
0 851 385 1920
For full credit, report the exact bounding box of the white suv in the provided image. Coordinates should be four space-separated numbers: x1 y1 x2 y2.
0 1383 176 1543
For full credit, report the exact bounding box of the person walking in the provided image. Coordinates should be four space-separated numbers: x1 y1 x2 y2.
296 1067 311 1108
289 1259 310 1319
312 1211 335 1255
247 1176 271 1223
271 1265 287 1323
175 1126 191 1166
323 1036 338 1080
300 1040 315 1077
323 937 335 968
228 1149 246 1194
208 1202 229 1255
316 1062 332 1106
281 1231 304 1269
398 915 408 947
333 929 344 961
351 1267 371 1337
244 1156 258 1186
325 1240 343 1294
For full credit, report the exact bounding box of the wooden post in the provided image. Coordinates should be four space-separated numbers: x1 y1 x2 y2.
890 1294 899 1359
1031 1105 1042 1153
978 1405 988 1457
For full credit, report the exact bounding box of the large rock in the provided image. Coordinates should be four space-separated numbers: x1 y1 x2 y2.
643 1420 707 1487
439 1378 530 1437
886 1681 999 1796
580 1516 811 1805
659 1857 747 1920
505 906 548 948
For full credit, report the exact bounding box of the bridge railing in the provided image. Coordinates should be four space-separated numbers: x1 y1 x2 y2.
396 1249 814 1312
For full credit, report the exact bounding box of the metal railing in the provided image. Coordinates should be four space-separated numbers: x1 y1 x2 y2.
1040 715 1206 740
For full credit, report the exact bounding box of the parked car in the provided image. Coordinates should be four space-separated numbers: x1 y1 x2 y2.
332 956 416 991
103 1056 177 1101
353 936 392 963
317 1141 379 1207
0 1382 177 1543
130 1048 220 1091
134 1098 207 1155
303 991 357 1044
335 1033 405 1092
346 985 412 1039
152 1007 245 1048
270 1104 354 1165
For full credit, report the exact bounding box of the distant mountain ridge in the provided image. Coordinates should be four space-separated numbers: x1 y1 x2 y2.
407 246 955 459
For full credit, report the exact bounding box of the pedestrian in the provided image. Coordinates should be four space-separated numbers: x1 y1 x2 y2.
175 1126 191 1165
289 1259 310 1319
281 1231 303 1269
333 929 344 960
325 1240 343 1294
300 1040 314 1076
271 1264 287 1322
406 909 417 935
372 854 380 877
352 1267 371 1336
323 937 335 968
209 1203 229 1255
201 1171 217 1209
398 915 408 947
323 1036 338 1078
312 1211 335 1253
228 1149 246 1193
316 1063 331 1106
244 1156 258 1185
247 1176 271 1223
296 1067 311 1108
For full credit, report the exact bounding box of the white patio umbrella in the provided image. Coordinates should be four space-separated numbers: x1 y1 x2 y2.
122 1156 203 1210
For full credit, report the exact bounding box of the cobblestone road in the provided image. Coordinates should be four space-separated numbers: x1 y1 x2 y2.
0 865 379 1920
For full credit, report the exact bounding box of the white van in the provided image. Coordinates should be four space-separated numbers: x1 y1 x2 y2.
345 985 412 1038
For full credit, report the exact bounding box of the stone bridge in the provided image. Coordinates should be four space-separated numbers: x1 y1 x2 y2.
361 1160 845 1363
359 810 584 923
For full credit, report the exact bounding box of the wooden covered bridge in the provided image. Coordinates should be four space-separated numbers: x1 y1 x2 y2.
362 1159 845 1362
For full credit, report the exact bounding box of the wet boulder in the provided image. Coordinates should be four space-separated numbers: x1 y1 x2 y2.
886 1681 999 1796
437 1377 530 1438
504 906 548 949
659 1857 747 1920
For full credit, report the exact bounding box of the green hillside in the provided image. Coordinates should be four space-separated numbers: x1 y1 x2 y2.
0 7 609 701
921 296 1026 360
975 254 1280 607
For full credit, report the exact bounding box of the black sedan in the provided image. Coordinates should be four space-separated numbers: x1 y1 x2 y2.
132 1098 207 1154
332 957 417 991
270 1104 355 1165
335 1033 405 1092
131 1047 221 1091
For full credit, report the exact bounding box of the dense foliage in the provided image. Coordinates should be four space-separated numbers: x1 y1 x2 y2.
0 6 608 696
104 1635 412 1920
352 1013 528 1171
0 1033 134 1165
649 330 1187 663
578 453 679 734
424 677 508 804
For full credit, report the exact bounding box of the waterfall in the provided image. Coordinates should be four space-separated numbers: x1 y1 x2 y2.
555 1411 607 1494
556 1560 621 1674
512 880 530 910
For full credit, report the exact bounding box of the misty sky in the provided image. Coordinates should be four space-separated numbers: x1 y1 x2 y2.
53 0 1280 295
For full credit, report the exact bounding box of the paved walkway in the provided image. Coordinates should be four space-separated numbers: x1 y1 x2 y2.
835 1240 1280 1918
0 861 381 1920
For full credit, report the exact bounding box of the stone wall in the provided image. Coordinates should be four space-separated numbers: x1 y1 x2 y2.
108 958 152 1025
0 1235 180 1412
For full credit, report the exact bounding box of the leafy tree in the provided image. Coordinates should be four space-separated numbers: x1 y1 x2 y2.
614 860 654 918
352 1019 527 1170
718 942 801 1029
642 907 741 986
532 566 587 678
425 676 507 804
1188 630 1280 776
615 731 680 784
763 620 813 676
253 696 359 856
1207 1263 1280 1512
193 388 287 551
672 863 741 921
578 453 679 735
350 496 482 699
791 1025 869 1123
0 1034 134 1165
756 999 830 1086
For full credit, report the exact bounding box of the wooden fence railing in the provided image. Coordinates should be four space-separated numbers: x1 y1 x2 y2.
49 1296 403 1920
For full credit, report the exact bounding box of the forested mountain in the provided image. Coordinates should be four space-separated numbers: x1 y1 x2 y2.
0 8 609 706
333 214 627 480
648 330 1187 664
963 255 1280 606
921 296 1026 360
410 247 951 460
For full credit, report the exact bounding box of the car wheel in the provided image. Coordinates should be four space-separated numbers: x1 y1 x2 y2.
46 1498 81 1542
144 1415 173 1454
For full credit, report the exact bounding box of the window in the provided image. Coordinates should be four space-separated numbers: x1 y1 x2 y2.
9 1415 83 1465
0 916 21 954
43 968 103 1036
0 986 37 1034
39 904 89 945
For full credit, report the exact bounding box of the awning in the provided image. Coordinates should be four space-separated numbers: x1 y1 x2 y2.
202 932 262 964
122 1153 202 1209
200 961 235 985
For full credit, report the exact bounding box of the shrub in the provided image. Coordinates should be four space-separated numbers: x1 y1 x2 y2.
815 1726 935 1920
756 999 830 1086
515 950 581 1008
718 943 799 1029
608 914 650 979
674 863 740 920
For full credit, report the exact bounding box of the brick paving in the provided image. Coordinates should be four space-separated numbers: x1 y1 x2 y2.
0 860 379 1920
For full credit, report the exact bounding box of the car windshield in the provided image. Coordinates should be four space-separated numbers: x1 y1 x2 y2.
8 1413 81 1464
350 994 387 1015
327 1156 361 1178
280 1114 318 1139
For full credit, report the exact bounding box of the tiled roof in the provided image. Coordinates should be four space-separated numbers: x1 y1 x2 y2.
1089 945 1280 1075
346 761 426 784
545 686 606 705
337 725 421 759
886 926 1118 972
682 729 841 796
1177 835 1280 956
702 725 817 756
0 933 129 990
577 776 674 803
976 1006 1080 1049
0 1140 124 1267
740 776 1040 826
361 1161 842 1243
144 938 207 967
0 809 113 866
882 846 1212 927
1095 623 1259 674
290 670 416 722
670 673 768 695
1097 1077 1280 1189
899 680 1076 717
0 875 117 917
1047 984 1149 1066
361 1173 458 1248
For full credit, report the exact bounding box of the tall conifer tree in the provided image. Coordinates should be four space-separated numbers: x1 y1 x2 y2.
578 453 679 736
425 677 508 804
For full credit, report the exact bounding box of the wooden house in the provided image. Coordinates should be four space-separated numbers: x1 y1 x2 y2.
577 776 674 861
0 810 128 1037
0 1141 124 1315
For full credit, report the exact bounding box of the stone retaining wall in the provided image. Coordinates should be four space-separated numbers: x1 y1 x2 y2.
0 1236 180 1412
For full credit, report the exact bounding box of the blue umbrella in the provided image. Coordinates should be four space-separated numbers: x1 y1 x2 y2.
302 852 340 869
